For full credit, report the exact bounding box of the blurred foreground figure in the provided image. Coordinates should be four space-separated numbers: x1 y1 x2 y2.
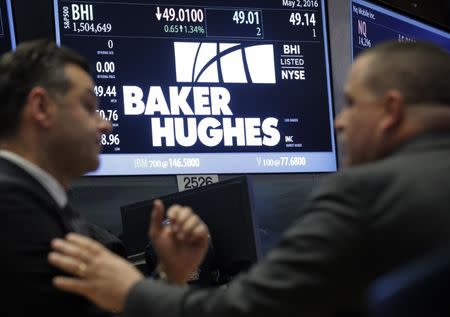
0 39 114 316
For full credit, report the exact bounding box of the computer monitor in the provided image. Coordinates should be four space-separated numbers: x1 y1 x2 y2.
351 0 450 57
0 0 16 54
120 175 261 280
52 0 337 175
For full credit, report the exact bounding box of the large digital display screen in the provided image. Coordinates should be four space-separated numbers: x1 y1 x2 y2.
54 0 337 175
0 0 16 55
351 0 450 57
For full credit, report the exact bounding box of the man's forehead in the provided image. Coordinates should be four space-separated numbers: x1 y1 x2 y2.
352 55 372 76
64 63 94 89
348 54 374 85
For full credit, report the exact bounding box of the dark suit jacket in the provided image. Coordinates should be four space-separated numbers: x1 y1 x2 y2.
123 133 450 317
0 158 112 317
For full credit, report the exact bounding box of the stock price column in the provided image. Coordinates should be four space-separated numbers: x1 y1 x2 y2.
57 2 122 152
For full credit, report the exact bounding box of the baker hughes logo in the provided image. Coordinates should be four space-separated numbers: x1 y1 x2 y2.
121 42 281 148
174 42 276 84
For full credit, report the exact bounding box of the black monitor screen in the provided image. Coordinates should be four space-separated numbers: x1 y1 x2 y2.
53 0 337 175
0 0 16 55
120 176 260 279
351 0 450 57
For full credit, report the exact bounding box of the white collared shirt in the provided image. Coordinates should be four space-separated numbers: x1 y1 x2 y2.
0 150 67 208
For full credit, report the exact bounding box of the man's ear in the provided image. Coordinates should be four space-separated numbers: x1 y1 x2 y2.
379 90 405 133
25 87 57 129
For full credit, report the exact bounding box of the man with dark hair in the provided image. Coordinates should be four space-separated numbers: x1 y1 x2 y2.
48 41 450 317
0 40 206 317
0 39 114 316
0 38 228 317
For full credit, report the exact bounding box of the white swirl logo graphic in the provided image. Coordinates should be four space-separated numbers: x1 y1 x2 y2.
174 42 276 84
